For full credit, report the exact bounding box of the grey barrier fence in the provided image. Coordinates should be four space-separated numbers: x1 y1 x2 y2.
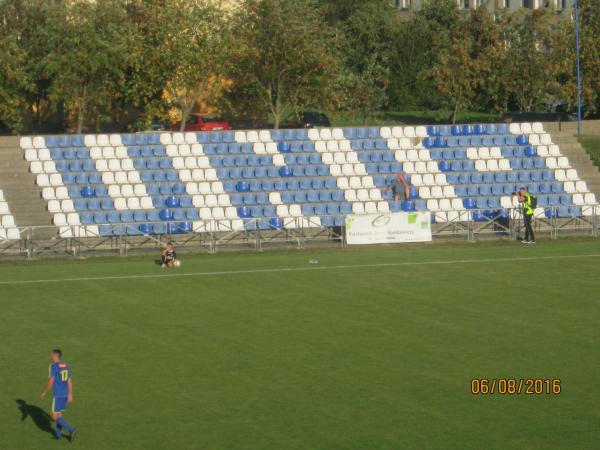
0 206 597 259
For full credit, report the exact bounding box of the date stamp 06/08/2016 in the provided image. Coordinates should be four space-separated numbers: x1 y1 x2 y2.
470 378 561 396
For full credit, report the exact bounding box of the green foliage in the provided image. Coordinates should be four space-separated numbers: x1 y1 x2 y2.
162 0 230 131
430 8 508 123
0 0 598 133
580 0 600 115
334 1 395 124
0 3 32 132
41 0 131 133
229 0 338 128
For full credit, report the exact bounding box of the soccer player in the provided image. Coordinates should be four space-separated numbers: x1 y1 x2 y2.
40 349 76 441
161 241 179 268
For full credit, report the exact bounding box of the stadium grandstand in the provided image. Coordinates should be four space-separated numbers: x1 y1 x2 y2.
0 121 598 256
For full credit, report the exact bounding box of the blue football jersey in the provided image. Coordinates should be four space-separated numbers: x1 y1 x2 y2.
49 362 71 398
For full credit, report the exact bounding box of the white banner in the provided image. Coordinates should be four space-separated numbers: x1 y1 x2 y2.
345 212 432 245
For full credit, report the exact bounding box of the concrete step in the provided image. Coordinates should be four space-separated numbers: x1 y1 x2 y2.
553 132 600 200
0 137 55 230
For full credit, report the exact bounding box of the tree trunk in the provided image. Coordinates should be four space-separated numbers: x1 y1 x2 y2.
452 86 462 125
270 92 281 129
452 101 459 125
76 85 87 134
180 94 195 133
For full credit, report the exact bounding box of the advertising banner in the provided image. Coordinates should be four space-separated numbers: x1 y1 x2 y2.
345 212 432 245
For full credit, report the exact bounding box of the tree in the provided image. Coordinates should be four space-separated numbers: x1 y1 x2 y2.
388 0 460 111
429 8 504 123
579 0 600 115
0 2 32 132
230 0 338 128
501 9 557 112
43 0 130 133
337 0 395 124
161 0 231 132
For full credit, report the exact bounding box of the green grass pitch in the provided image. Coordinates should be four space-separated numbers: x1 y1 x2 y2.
1 238 599 450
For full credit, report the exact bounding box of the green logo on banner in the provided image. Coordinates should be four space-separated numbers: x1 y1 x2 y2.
407 213 417 224
372 214 391 228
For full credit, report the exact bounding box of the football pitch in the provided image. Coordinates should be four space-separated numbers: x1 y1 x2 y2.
1 238 599 450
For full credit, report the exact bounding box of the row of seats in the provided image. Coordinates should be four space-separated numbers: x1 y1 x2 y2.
423 134 541 149
427 122 544 136
452 183 562 196
18 121 545 152
438 159 544 172
430 146 537 160
35 171 180 186
446 169 554 183
27 141 558 163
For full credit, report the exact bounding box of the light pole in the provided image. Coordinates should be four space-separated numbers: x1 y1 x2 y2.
574 0 582 136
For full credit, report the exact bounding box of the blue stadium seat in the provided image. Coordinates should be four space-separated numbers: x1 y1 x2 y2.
389 201 402 212
327 204 339 215
314 204 327 215
340 203 352 215
495 172 507 183
94 212 108 224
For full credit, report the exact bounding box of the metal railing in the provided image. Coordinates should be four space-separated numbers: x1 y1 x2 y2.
0 206 597 259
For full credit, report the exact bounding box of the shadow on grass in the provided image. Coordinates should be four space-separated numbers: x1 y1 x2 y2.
16 399 54 437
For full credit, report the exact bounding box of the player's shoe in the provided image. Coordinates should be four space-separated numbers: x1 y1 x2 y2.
69 429 77 442
161 263 167 268
521 240 529 244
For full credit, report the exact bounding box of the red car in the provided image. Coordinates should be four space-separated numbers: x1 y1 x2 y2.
174 114 231 132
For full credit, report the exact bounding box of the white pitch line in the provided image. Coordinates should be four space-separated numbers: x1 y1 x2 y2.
0 253 599 286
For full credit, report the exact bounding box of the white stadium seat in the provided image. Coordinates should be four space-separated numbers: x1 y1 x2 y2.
25 149 38 161
563 182 576 193
352 202 365 214
20 137 33 149
392 126 403 138
575 181 588 192
127 197 141 209
357 189 370 201
365 202 377 214
32 136 45 148
377 201 390 213
566 169 579 181
403 127 416 138
332 128 344 140
320 129 332 140
234 131 246 143
259 130 271 142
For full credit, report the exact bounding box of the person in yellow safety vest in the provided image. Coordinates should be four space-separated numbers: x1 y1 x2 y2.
518 187 536 244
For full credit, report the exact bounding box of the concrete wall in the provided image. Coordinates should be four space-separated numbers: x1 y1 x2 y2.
543 120 600 136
